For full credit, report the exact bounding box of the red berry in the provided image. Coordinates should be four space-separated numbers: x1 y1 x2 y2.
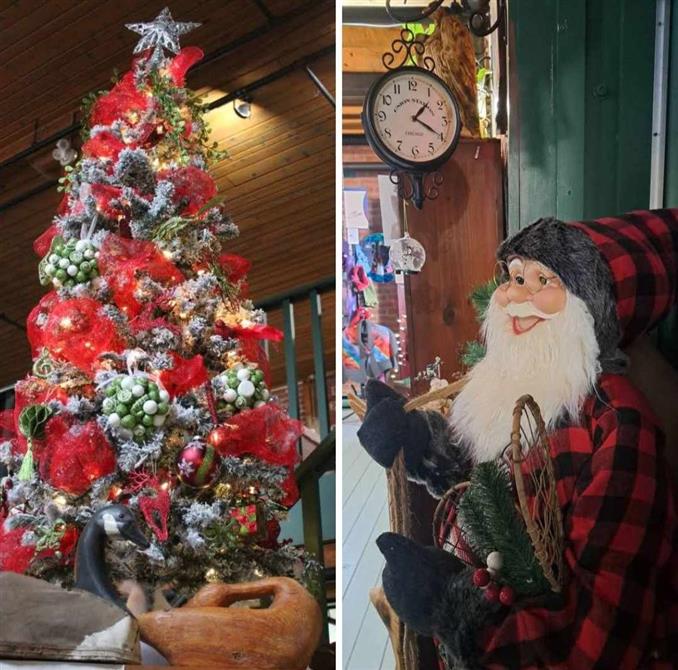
499 585 515 606
484 582 500 602
472 568 491 588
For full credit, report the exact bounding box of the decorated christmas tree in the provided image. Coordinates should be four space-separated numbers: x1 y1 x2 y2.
0 9 318 601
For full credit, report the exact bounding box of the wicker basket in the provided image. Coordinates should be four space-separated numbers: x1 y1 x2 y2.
432 394 564 593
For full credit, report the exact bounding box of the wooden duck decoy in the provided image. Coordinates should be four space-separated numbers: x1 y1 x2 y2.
137 576 323 669
74 503 150 607
0 504 149 664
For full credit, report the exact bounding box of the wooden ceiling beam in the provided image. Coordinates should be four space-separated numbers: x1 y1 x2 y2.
0 0 331 173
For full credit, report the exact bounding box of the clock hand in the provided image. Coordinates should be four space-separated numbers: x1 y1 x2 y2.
414 117 443 140
412 103 429 122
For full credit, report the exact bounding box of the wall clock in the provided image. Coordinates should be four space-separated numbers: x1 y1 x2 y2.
361 29 462 208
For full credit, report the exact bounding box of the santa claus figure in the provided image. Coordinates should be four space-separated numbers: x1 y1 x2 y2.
359 209 678 669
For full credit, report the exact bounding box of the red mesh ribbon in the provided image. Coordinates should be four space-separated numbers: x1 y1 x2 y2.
128 302 181 337
90 70 151 127
98 234 184 318
42 297 125 374
27 291 60 357
0 524 36 573
138 489 170 542
39 415 116 496
218 254 251 282
82 131 127 161
217 403 302 468
260 518 282 549
214 321 284 343
168 46 204 86
280 472 300 508
159 353 208 398
157 166 216 216
34 224 59 257
90 183 125 219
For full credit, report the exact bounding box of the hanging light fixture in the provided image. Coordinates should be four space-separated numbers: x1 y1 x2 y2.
233 94 253 119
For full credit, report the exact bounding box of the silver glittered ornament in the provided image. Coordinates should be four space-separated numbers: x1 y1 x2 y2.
389 234 427 274
126 7 200 61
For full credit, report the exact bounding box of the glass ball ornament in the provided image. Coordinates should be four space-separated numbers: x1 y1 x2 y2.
176 440 221 488
389 234 426 274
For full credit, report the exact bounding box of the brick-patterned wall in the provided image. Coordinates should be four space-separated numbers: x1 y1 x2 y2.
272 371 337 433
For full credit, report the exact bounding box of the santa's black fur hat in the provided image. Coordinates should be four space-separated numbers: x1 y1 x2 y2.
498 209 678 372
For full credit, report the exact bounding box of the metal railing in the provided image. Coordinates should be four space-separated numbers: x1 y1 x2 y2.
255 276 335 642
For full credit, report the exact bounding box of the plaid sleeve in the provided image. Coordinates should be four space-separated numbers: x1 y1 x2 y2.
480 402 675 669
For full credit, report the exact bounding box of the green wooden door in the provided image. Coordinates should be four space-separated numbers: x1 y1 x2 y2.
508 0 657 233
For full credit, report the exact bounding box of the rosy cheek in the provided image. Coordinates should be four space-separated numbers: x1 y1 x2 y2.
493 287 510 307
532 285 567 314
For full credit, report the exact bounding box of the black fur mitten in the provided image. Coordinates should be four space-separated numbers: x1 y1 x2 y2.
377 532 501 670
357 380 473 497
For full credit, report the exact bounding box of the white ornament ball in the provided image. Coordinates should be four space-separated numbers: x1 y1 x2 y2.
58 258 70 269
44 263 55 276
84 248 95 260
236 367 251 382
120 376 135 390
486 551 503 574
49 254 59 264
223 388 238 403
153 414 166 427
66 265 78 277
159 389 170 403
143 400 158 415
75 240 88 252
132 384 145 397
108 413 121 428
237 380 255 398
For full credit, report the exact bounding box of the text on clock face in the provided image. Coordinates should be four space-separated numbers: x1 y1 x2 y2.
372 74 458 162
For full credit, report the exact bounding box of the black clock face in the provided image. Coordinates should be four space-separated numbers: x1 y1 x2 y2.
362 68 462 171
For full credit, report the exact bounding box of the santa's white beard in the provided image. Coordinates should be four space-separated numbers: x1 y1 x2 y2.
450 292 600 463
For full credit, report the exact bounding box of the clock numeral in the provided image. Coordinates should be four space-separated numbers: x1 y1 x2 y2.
382 94 392 106
428 142 435 155
393 83 401 94
411 145 420 157
408 79 418 91
441 116 448 126
427 87 431 98
437 100 444 110
377 110 387 122
396 140 403 152
384 128 392 137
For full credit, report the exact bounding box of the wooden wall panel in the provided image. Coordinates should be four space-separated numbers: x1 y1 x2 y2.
0 0 335 390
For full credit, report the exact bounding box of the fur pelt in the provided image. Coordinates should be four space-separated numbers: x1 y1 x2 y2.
497 218 624 372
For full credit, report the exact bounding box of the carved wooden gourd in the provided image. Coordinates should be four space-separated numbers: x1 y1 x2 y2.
137 577 322 669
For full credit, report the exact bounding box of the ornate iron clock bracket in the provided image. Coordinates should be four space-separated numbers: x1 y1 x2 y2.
384 0 506 38
390 170 444 209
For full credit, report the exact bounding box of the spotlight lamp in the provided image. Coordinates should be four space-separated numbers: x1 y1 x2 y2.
233 94 253 119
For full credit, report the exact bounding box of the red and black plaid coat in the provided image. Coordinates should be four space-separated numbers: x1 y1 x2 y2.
480 210 678 668
479 373 677 669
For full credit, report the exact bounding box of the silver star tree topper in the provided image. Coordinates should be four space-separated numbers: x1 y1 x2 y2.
126 7 200 61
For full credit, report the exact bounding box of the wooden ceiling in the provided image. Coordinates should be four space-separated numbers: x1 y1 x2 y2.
0 0 336 389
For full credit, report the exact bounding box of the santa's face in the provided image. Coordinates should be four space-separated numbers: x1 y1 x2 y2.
449 257 600 463
494 257 567 335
